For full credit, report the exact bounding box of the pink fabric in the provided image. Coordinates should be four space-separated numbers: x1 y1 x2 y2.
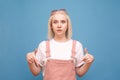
46 41 50 58
44 40 76 80
71 40 76 58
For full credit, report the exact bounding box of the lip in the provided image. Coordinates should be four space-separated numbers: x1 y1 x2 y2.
57 29 62 31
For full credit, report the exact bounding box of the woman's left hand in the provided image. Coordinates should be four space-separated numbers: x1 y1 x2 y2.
81 48 94 64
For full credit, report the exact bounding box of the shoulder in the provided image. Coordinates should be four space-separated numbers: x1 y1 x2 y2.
73 40 84 57
38 40 47 49
73 40 83 51
73 40 83 47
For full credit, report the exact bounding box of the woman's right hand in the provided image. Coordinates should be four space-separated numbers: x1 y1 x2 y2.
26 49 40 67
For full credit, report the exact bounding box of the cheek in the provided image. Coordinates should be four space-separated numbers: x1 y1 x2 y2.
51 26 56 33
63 24 68 30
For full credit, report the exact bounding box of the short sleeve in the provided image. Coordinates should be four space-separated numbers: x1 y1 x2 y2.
75 41 85 67
35 41 46 67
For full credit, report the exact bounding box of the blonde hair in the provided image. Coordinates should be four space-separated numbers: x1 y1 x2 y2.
48 9 72 40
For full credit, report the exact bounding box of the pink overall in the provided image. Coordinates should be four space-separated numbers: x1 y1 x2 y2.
44 40 76 80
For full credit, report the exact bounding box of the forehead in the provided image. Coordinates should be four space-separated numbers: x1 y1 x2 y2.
52 13 67 20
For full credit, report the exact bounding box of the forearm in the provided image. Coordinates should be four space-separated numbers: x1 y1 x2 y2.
28 62 41 76
76 63 92 77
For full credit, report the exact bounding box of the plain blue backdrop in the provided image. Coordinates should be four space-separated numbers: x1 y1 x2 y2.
0 0 120 80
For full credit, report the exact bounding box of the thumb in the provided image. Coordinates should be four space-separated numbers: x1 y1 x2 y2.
34 48 38 55
84 48 89 55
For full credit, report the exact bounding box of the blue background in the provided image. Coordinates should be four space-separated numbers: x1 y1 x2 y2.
0 0 120 80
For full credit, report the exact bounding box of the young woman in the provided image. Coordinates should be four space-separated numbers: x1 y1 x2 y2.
26 9 94 80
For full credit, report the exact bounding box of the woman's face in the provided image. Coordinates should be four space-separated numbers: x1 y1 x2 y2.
51 13 68 38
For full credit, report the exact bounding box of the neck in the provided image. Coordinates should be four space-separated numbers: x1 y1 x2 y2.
54 35 68 42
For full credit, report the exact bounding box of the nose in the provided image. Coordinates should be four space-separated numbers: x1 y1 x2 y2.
57 22 61 28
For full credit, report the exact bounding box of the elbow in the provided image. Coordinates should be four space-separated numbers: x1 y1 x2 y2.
77 73 85 77
31 69 40 76
76 68 86 77
32 72 39 76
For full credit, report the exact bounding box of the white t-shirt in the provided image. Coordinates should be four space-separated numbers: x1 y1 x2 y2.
36 39 85 68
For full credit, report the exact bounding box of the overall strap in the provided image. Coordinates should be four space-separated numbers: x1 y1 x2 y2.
71 40 76 58
46 41 51 58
